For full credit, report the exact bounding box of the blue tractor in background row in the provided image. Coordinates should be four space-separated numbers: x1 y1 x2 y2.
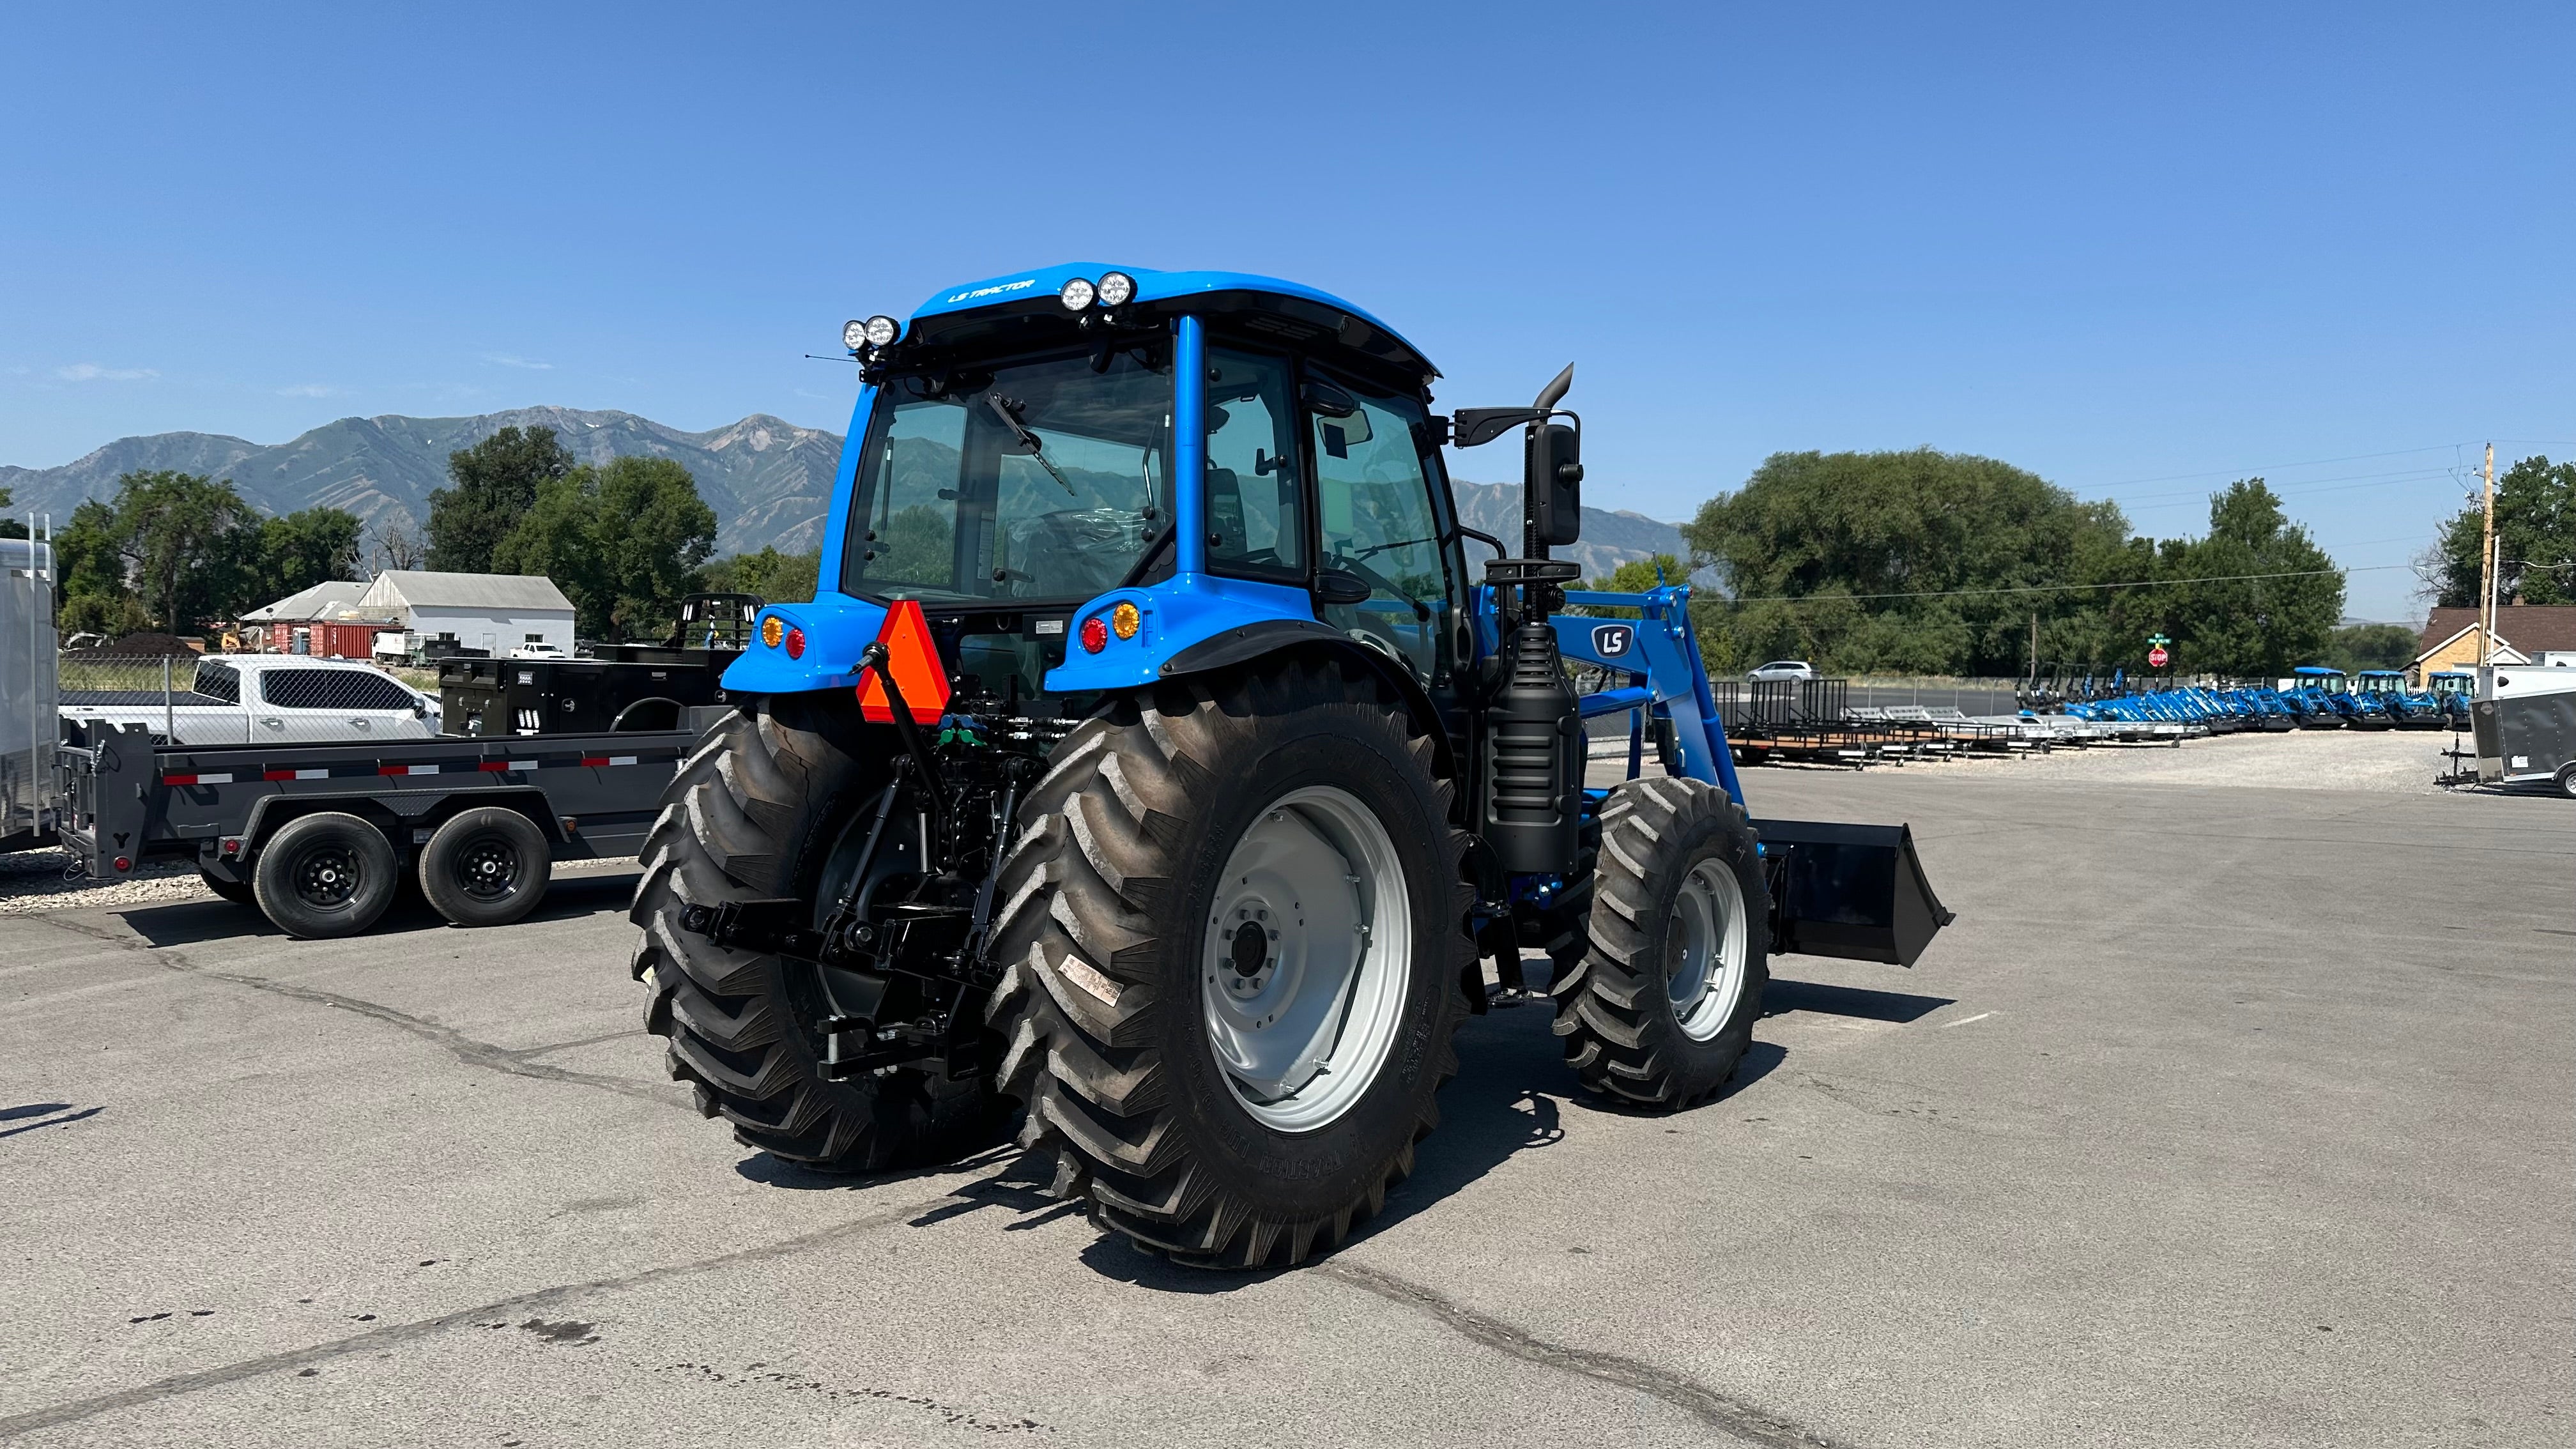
2357 670 2443 728
2428 670 2476 724
630 264 1949 1267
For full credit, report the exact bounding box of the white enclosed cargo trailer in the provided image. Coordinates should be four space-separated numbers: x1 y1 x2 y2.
2 535 59 852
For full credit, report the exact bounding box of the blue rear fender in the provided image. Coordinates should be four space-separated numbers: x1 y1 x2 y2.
722 595 888 696
721 573 1383 710
1044 572 1325 693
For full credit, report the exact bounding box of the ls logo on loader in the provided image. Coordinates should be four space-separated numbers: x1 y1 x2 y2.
1591 624 1634 658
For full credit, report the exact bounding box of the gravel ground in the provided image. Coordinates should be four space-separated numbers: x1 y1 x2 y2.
1858 724 2487 795
0 848 639 916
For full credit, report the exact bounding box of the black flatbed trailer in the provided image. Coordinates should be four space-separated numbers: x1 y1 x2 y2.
56 711 726 937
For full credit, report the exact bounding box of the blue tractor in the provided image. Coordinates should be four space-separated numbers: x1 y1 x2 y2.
2428 670 2476 724
2358 669 2441 728
631 265 1949 1266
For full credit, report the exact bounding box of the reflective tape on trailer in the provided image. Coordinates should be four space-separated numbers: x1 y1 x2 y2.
160 749 678 790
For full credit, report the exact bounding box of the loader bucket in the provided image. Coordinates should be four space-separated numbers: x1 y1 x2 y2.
1752 818 1954 967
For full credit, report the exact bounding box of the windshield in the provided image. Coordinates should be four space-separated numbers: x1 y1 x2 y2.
843 349 1170 602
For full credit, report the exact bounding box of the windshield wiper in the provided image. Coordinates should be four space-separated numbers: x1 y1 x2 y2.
1349 534 1439 561
985 394 1077 496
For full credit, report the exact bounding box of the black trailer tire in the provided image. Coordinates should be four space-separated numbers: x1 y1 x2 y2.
252 811 400 939
199 868 255 907
627 698 1005 1172
1552 776 1769 1109
419 807 553 928
986 658 1472 1268
2556 763 2576 800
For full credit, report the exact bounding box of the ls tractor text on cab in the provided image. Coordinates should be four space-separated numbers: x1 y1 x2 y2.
632 264 1951 1267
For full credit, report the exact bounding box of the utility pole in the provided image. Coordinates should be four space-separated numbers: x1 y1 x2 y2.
2478 442 2496 664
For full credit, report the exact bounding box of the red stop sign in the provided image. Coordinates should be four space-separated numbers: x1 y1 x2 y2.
2148 645 2170 668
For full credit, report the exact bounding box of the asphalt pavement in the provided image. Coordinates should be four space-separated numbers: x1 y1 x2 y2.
3 763 2570 1447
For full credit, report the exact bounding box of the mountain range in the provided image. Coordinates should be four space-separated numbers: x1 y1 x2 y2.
2 407 1688 577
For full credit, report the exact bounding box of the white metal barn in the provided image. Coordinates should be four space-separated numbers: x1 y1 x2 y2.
356 571 578 658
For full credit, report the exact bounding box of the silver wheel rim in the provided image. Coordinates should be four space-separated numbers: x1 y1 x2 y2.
1667 857 1749 1041
1201 786 1411 1133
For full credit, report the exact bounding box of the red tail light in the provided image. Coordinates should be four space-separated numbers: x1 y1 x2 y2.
1080 616 1108 654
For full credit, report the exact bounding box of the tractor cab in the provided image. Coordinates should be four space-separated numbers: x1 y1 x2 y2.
742 265 1471 737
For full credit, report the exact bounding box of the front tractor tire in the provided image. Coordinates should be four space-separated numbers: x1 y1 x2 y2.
986 660 1473 1268
629 696 1003 1172
1552 776 1770 1108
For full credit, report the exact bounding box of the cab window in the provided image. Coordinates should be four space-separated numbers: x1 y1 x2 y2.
1203 348 1305 579
1305 369 1452 684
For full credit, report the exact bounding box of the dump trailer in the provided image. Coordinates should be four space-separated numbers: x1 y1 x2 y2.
56 712 731 937
2 534 57 854
631 264 1952 1267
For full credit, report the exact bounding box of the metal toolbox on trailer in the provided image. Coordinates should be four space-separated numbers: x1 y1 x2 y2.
440 657 728 737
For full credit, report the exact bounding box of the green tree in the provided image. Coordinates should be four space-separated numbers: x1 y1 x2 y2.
493 456 717 641
2133 480 2343 677
426 425 574 572
2321 623 2419 673
1681 448 2133 676
98 471 257 634
694 545 820 604
2418 456 2576 609
0 483 20 539
242 507 363 602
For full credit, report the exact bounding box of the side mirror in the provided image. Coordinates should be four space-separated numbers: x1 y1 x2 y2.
1313 568 1372 606
1529 422 1583 547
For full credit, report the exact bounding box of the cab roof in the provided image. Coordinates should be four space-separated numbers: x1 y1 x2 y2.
905 263 1438 382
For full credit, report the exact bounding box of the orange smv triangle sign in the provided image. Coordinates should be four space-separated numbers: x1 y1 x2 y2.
856 597 951 724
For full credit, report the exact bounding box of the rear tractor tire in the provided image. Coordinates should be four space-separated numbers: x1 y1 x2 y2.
986 659 1473 1268
1552 776 1770 1109
629 697 1007 1172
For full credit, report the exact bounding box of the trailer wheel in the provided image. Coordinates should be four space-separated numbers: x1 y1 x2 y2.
420 807 553 928
628 698 1006 1172
252 811 400 939
1552 777 1769 1109
986 658 1471 1268
199 868 255 907
2556 763 2576 800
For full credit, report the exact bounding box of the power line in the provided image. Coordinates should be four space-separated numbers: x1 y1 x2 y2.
1706 562 2411 607
2073 443 2483 491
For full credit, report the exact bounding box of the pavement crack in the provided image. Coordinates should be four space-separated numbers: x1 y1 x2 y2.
1317 1260 1841 1449
32 914 677 1111
0 1179 983 1438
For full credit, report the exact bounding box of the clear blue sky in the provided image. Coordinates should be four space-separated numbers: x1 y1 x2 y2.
4 1 2568 622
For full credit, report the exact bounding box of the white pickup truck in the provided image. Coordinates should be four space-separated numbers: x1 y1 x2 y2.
59 654 441 745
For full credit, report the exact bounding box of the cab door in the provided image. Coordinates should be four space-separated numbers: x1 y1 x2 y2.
1299 367 1463 698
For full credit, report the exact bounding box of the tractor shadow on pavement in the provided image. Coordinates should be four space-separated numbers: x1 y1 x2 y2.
1069 1002 1791 1293
109 870 643 949
1761 977 1954 1025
